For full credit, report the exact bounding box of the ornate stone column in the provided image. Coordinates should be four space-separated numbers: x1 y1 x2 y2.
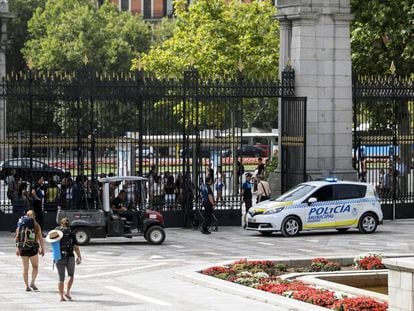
276 0 355 184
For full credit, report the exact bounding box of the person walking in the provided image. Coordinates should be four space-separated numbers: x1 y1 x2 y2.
181 173 195 228
15 210 45 291
253 158 266 191
241 173 253 229
255 175 271 203
6 169 18 203
46 218 82 302
215 166 225 205
200 176 215 234
30 176 45 233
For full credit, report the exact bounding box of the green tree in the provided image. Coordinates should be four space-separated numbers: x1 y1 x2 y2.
137 0 279 80
351 0 414 76
134 0 279 136
7 0 47 73
151 17 177 47
23 0 151 72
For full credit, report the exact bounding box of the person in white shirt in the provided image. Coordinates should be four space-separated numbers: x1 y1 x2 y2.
255 175 271 203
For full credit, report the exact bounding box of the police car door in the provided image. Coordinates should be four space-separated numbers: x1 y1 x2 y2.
332 184 366 228
304 185 337 230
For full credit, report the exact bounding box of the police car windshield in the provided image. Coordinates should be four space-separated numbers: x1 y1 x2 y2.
273 184 316 202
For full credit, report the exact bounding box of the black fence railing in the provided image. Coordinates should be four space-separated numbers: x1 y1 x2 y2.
353 74 414 219
0 67 293 229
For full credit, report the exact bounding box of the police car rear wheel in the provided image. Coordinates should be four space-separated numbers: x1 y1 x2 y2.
358 213 378 234
281 216 300 237
73 227 91 245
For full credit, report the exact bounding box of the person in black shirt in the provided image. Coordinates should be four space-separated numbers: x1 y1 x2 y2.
181 173 195 228
200 176 215 234
111 190 134 233
241 173 253 229
30 176 45 230
49 218 82 302
254 157 265 191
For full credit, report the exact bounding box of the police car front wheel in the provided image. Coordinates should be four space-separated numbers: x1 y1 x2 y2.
281 216 301 237
358 213 378 234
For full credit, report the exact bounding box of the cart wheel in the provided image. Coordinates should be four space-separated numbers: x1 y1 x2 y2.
145 226 166 245
73 227 91 245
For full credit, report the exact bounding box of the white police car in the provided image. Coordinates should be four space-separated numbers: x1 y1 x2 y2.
246 179 383 237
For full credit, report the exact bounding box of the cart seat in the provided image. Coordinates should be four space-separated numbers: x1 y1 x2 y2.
109 209 126 221
111 214 126 221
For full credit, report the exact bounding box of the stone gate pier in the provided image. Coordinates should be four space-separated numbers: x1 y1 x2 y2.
274 0 356 192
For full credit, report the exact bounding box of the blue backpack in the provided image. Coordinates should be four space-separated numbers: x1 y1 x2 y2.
16 216 36 251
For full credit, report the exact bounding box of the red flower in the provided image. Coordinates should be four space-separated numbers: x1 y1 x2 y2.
312 258 329 265
201 266 232 276
355 255 386 270
332 297 388 311
292 287 336 307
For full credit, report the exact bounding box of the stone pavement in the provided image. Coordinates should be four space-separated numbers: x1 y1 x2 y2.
1 220 414 310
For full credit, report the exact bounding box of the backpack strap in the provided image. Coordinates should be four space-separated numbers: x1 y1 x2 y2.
260 182 268 197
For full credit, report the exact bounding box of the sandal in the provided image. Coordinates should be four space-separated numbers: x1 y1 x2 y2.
30 284 38 291
64 294 72 301
26 287 32 292
60 297 66 302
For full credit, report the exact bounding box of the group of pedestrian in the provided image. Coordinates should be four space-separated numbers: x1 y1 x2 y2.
6 171 95 229
240 158 271 229
376 156 408 196
146 165 195 212
15 211 82 302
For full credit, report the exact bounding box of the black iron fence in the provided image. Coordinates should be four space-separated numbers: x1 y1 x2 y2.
280 96 307 192
353 74 414 219
0 67 293 229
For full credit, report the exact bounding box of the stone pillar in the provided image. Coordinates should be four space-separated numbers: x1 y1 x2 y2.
276 0 356 183
0 1 12 161
383 257 414 311
272 18 292 195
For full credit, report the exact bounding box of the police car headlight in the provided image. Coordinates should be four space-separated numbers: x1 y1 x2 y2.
264 207 285 215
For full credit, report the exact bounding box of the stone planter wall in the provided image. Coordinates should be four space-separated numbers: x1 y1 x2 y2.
383 257 414 311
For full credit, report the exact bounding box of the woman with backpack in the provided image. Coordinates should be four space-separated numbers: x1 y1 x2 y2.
15 210 45 292
46 218 82 302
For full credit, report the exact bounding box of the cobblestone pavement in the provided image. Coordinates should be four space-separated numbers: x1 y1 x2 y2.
1 220 414 310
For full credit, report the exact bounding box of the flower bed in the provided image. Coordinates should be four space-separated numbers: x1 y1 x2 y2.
354 253 386 270
200 258 388 311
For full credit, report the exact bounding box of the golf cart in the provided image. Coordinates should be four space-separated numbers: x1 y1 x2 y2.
56 176 166 245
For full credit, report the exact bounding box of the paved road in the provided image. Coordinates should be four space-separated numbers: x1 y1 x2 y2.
1 220 414 310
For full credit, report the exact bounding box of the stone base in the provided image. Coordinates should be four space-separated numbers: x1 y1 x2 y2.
383 257 414 311
268 171 281 196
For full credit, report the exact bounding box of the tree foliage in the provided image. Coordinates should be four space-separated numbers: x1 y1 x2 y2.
151 17 178 47
23 0 151 72
351 0 414 76
7 0 47 73
136 0 279 80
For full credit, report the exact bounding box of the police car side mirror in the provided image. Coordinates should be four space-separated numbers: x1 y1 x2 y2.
307 197 317 205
